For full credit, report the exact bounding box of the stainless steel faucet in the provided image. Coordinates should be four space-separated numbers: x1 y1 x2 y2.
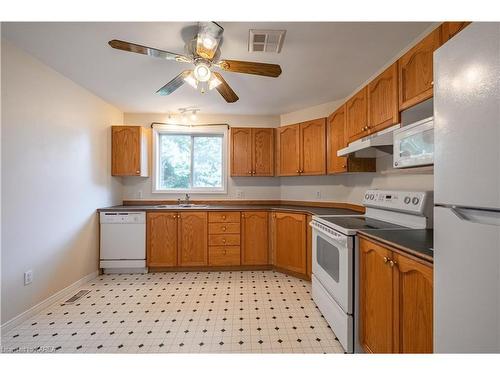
178 194 190 205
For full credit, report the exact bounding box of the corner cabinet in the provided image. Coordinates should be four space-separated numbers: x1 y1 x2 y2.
230 127 274 176
359 236 433 353
271 212 307 275
398 27 442 111
327 105 375 174
111 126 149 176
276 119 326 176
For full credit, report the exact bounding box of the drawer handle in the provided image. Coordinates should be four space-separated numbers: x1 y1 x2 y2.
222 239 226 243
222 215 226 220
222 226 226 231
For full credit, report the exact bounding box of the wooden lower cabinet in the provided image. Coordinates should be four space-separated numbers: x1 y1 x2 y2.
209 246 240 266
359 237 433 353
146 212 178 267
208 211 241 266
241 211 269 265
178 212 208 266
272 212 307 275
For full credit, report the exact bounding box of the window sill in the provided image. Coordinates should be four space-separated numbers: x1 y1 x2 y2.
152 189 228 195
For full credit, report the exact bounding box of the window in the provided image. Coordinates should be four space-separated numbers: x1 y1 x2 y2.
153 125 227 193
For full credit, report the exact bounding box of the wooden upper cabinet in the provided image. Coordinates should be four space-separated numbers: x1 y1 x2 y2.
346 87 369 143
327 106 348 174
111 126 148 176
230 128 252 176
241 211 269 265
276 124 301 176
147 212 178 267
300 118 326 175
230 127 274 177
272 212 307 275
441 22 471 43
359 238 394 353
252 128 274 176
393 252 433 354
178 212 208 266
368 62 399 133
398 27 442 111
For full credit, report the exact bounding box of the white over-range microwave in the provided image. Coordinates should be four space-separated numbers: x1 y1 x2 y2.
393 117 434 168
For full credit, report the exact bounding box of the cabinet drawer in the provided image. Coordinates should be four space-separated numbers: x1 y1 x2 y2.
208 212 240 223
209 246 241 266
208 222 241 234
209 234 240 246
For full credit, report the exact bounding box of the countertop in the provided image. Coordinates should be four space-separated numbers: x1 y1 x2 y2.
97 204 362 216
358 229 434 263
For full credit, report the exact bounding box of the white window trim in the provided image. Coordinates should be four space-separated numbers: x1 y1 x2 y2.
152 124 228 194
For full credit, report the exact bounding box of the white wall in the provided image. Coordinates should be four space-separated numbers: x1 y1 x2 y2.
1 40 123 324
121 112 281 201
280 99 344 126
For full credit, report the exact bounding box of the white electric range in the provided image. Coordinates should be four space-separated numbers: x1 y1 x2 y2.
310 189 433 353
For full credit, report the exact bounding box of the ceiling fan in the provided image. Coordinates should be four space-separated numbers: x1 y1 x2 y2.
108 22 282 103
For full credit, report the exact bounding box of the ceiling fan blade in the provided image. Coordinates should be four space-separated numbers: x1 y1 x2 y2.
109 39 191 63
196 22 224 60
212 72 239 103
218 60 282 78
156 70 192 96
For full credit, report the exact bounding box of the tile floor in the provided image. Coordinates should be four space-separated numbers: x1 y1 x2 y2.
1 270 345 354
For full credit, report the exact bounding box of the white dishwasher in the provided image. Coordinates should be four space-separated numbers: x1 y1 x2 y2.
100 212 147 273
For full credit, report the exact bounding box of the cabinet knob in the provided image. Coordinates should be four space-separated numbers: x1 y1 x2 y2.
342 165 347 169
389 260 397 267
296 169 300 173
223 249 227 255
252 171 256 174
222 226 226 231
383 256 389 263
222 215 226 220
222 238 226 243
248 171 252 174
136 170 140 174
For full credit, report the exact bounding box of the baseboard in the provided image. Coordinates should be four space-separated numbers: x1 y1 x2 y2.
1 270 99 335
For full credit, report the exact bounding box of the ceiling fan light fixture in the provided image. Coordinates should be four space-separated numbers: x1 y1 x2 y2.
193 63 211 82
183 73 198 89
208 75 222 91
202 36 216 49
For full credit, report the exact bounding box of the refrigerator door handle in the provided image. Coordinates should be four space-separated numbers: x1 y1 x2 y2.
449 206 500 227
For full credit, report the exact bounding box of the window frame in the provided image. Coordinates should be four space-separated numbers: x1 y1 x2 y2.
152 124 228 194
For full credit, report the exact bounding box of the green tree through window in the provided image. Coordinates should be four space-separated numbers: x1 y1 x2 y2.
158 133 223 190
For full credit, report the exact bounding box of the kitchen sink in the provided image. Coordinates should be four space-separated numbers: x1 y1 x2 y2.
155 204 209 209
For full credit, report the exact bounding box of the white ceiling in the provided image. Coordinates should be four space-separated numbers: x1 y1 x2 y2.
2 22 432 115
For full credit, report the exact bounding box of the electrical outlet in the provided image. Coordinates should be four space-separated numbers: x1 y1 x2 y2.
315 190 322 199
24 270 33 285
236 190 244 199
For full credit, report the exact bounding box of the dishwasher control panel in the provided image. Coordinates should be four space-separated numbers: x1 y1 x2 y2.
100 212 145 224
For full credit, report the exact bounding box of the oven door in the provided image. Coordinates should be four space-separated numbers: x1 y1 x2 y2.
311 222 353 314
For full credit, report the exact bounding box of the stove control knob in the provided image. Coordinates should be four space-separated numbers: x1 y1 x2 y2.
370 194 375 200
412 197 420 205
365 194 369 200
404 196 411 204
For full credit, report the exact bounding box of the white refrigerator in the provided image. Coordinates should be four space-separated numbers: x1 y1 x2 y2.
434 22 500 353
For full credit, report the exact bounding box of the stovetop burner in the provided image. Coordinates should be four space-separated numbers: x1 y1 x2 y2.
313 215 405 235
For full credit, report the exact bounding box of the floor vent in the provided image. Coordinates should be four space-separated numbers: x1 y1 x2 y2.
63 290 90 304
248 29 286 53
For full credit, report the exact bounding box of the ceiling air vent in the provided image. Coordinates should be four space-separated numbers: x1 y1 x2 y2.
248 29 286 53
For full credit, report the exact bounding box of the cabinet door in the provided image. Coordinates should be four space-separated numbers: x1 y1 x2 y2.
359 238 394 353
178 212 208 266
398 27 442 110
368 62 399 133
393 253 433 353
241 211 269 265
300 118 326 175
252 128 274 176
346 87 369 143
273 212 306 274
230 128 253 176
146 212 178 267
441 22 471 43
276 124 301 176
112 126 141 176
327 106 348 174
